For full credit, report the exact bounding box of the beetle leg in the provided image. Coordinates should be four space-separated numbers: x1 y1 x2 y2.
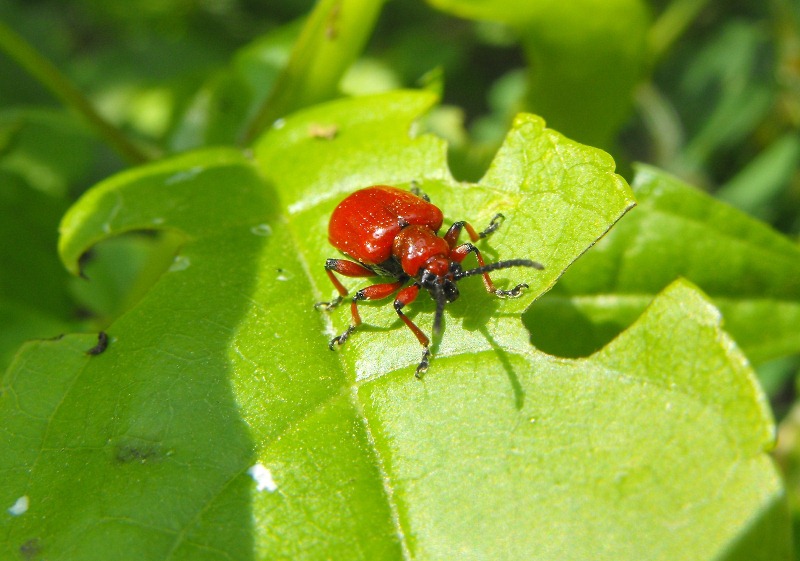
478 213 505 238
329 280 405 349
392 284 433 378
451 243 528 298
416 348 432 378
315 258 377 310
443 213 504 248
410 182 431 202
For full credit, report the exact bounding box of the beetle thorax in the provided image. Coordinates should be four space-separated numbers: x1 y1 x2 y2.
392 225 451 278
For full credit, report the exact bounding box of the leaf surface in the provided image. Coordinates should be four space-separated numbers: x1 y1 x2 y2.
360 280 786 560
1 92 787 560
526 164 800 366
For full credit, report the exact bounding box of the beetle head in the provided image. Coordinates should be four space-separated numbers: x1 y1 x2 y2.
419 264 461 304
420 257 545 342
419 261 463 338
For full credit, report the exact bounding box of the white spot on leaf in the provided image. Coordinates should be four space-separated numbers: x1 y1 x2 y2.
248 463 277 492
169 255 191 272
8 495 29 516
250 224 273 237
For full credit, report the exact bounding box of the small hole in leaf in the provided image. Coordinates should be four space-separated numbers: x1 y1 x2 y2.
71 230 185 327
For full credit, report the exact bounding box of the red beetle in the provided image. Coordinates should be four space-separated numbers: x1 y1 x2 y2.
316 185 543 377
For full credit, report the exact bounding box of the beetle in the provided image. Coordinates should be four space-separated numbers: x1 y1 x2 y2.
315 184 544 377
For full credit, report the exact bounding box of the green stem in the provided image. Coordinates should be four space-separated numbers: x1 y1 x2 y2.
241 0 383 144
0 20 152 165
648 0 714 64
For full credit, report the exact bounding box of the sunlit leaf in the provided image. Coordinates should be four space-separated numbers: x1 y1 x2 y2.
526 164 800 367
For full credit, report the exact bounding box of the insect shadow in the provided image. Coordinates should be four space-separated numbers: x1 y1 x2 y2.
477 324 526 410
446 277 529 410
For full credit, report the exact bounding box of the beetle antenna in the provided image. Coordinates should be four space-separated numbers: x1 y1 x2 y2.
432 284 447 338
455 259 543 280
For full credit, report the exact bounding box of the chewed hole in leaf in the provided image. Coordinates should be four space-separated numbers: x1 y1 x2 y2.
70 230 185 326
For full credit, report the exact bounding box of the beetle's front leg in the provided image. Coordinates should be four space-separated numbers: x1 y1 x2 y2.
315 258 377 310
450 243 530 297
329 280 406 349
391 284 434 378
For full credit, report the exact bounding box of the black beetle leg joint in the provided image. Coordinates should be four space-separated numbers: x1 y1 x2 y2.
494 283 529 298
415 348 432 379
315 295 343 310
479 213 505 238
410 183 431 202
329 326 355 350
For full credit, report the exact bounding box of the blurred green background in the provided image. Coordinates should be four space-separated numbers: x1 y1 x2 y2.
2 0 798 221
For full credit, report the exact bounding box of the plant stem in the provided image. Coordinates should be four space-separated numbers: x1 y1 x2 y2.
649 0 714 64
0 20 152 165
241 0 383 144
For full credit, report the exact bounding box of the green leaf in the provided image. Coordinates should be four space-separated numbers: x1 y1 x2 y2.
41 147 349 559
676 21 774 173
0 108 97 197
169 22 301 151
525 164 800 366
242 0 385 143
0 109 176 364
68 232 185 325
4 92 786 558
0 174 72 321
0 109 100 369
716 132 800 219
426 0 651 147
253 91 634 377
360 280 787 560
